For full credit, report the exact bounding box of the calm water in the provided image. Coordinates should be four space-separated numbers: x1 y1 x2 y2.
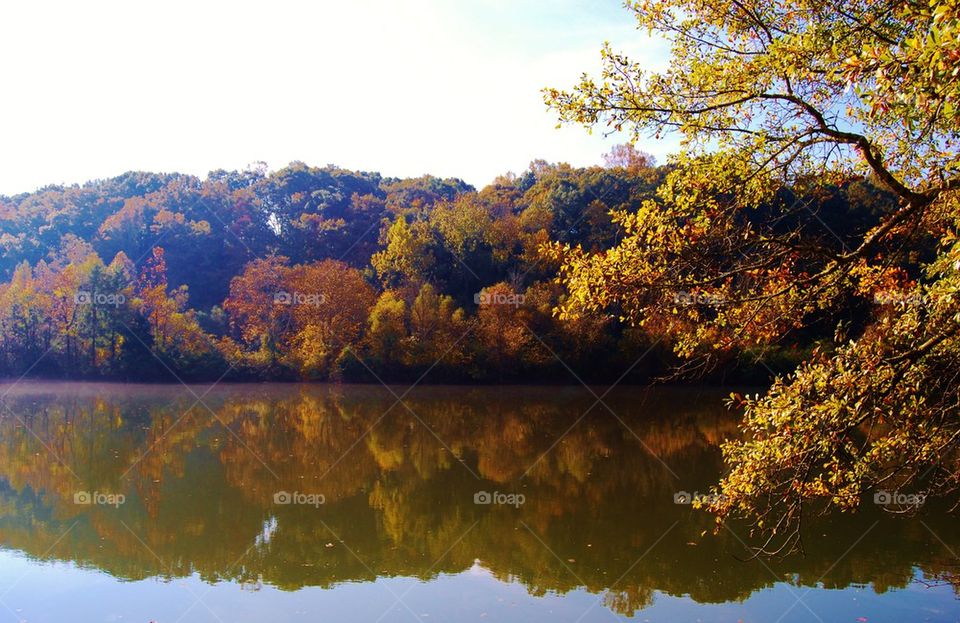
0 382 956 622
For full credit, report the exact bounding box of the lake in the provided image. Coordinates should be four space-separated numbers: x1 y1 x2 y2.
0 381 956 622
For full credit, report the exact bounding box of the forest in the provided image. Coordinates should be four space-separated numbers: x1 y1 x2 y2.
0 146 898 383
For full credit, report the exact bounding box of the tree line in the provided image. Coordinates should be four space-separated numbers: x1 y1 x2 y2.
0 148 894 382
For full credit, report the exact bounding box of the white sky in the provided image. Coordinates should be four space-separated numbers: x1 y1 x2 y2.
0 0 675 195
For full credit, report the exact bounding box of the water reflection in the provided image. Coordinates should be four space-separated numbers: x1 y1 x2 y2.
0 382 956 618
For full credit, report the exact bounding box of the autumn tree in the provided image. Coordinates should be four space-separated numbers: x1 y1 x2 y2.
133 247 218 370
603 143 656 172
547 0 960 551
365 290 408 373
371 217 435 288
284 259 376 378
408 283 470 373
475 282 541 379
223 255 293 366
0 262 50 373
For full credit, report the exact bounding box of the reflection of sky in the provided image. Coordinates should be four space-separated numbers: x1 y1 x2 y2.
0 551 956 623
0 0 677 196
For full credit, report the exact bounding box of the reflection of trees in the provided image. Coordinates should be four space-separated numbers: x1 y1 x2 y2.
0 383 955 614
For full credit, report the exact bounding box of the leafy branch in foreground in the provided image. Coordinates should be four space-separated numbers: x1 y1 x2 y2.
546 0 960 552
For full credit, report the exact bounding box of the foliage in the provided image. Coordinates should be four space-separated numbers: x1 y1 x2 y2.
546 0 960 550
1 156 692 382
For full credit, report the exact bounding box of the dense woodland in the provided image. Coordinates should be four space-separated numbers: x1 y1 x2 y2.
0 147 897 382
0 147 891 382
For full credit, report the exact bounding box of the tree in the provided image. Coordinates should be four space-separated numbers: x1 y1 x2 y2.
365 290 408 372
283 259 376 378
133 247 217 371
407 283 470 373
223 255 292 363
0 262 49 373
371 217 435 288
603 144 656 172
546 0 960 552
475 282 539 379
260 163 385 266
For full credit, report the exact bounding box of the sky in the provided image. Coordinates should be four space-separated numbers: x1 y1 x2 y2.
0 0 674 195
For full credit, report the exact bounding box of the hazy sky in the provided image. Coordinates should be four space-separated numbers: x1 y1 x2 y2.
0 0 674 195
